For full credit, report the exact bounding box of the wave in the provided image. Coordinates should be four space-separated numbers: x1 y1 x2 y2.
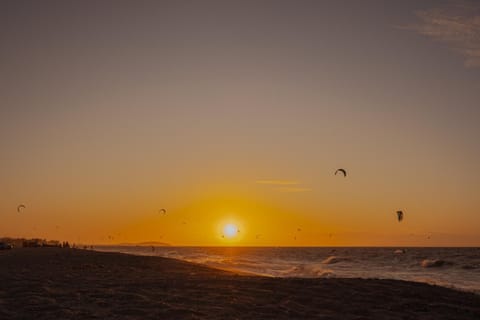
281 264 335 278
322 255 350 265
461 264 479 270
421 259 453 268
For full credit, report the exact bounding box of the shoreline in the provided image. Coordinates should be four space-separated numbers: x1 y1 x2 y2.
1 247 479 319
96 247 480 293
95 245 480 294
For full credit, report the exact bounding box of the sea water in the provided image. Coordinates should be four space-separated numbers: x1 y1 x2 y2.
95 246 480 294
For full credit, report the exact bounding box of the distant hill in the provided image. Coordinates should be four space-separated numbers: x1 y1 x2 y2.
116 241 171 247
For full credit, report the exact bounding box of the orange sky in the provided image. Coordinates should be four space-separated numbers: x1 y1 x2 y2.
1 1 479 246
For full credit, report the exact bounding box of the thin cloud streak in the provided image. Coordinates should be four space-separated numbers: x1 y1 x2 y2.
405 1 480 67
276 187 312 193
256 180 300 186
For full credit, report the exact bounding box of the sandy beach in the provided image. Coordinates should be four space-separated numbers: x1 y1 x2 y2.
0 248 478 319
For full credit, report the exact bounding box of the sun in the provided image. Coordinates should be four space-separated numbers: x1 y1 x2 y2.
223 223 239 238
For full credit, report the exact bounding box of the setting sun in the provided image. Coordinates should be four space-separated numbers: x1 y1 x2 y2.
223 224 239 238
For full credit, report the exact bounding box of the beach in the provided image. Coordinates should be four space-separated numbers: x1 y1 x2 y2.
0 248 478 319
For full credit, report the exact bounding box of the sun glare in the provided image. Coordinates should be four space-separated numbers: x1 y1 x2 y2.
223 223 239 238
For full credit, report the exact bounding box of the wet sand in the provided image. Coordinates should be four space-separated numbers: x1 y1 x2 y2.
0 248 478 319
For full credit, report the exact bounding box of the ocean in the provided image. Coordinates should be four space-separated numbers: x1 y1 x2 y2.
95 246 480 294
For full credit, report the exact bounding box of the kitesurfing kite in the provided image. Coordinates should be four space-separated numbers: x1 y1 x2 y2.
396 210 404 222
17 204 26 213
335 168 347 177
158 208 167 215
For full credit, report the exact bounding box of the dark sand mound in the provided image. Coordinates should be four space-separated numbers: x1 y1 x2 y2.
0 248 478 319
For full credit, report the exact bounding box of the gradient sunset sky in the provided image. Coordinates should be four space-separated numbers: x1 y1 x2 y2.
1 0 479 246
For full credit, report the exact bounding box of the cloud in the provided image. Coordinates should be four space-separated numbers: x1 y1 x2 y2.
276 187 312 193
255 180 300 186
256 179 312 192
404 1 480 68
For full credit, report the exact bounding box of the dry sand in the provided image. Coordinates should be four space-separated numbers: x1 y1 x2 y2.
0 248 478 319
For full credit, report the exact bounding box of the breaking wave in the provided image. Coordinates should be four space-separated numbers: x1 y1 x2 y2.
281 264 335 278
421 259 453 268
321 255 353 265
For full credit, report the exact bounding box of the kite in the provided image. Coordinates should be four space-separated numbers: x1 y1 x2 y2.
396 210 404 222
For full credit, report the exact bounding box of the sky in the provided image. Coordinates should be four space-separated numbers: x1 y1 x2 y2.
1 0 479 246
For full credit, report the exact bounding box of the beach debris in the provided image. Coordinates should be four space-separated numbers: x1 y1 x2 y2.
396 210 404 222
159 208 167 215
335 168 347 177
17 204 26 213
